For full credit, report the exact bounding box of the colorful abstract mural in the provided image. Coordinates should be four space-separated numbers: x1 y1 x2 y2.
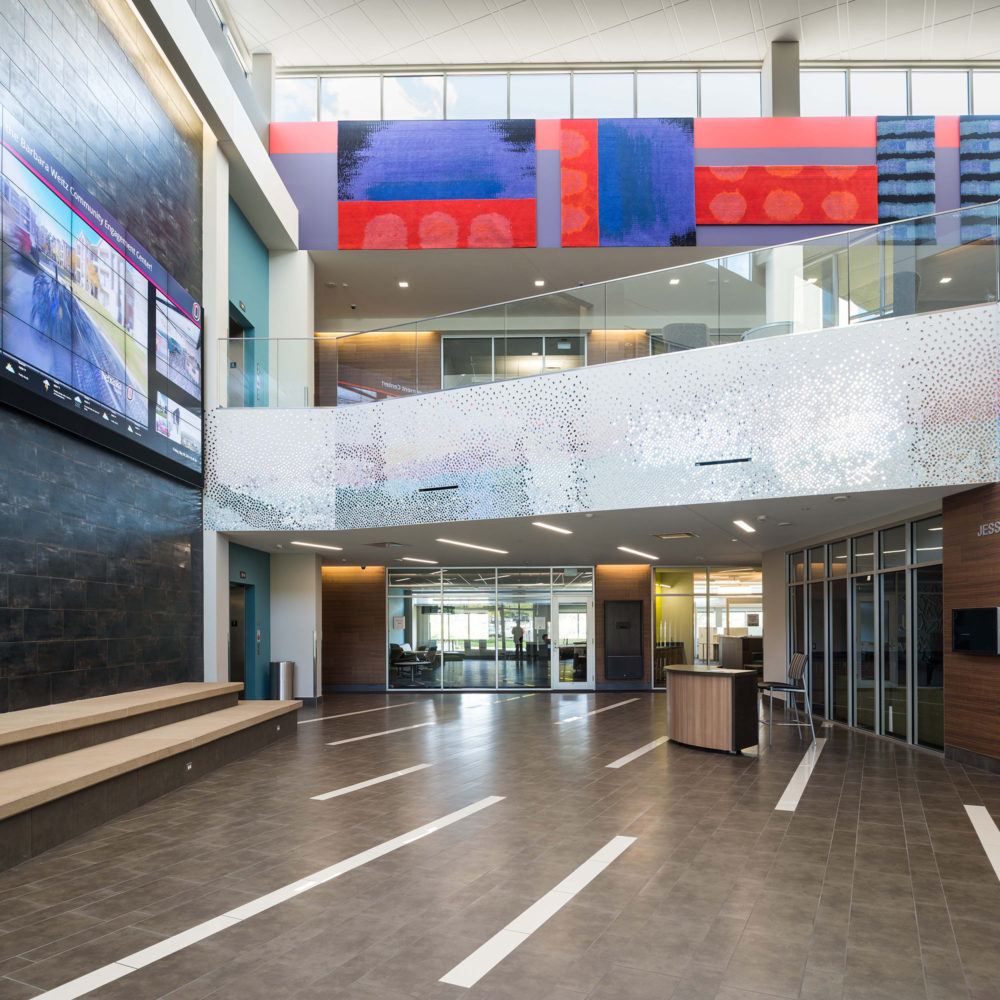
876 116 935 242
959 116 1000 240
269 115 1000 250
560 118 695 247
337 120 536 249
694 165 877 225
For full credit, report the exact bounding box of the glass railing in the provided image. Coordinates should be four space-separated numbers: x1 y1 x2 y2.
218 201 999 408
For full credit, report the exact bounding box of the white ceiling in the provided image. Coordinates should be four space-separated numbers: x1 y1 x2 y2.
229 486 955 567
227 0 1000 68
314 245 733 330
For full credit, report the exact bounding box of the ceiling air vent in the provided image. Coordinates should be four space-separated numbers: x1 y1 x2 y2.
652 532 700 540
365 542 407 549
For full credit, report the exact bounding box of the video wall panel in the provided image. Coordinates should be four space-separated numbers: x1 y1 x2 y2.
0 109 202 483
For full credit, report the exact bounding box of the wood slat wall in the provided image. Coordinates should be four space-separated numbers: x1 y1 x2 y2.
595 565 652 684
321 567 387 688
943 484 1000 761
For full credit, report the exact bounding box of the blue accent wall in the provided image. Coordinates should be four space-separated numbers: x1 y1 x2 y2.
228 200 269 336
229 542 271 699
228 200 270 406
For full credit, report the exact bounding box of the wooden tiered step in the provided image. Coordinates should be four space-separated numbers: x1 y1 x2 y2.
0 685 300 871
0 682 245 770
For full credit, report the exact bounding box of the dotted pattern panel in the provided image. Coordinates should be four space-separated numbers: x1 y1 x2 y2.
204 306 1000 532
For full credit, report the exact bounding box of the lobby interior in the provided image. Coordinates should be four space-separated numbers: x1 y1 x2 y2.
2 1 1000 998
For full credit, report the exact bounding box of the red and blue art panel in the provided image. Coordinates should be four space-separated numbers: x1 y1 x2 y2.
694 165 877 225
560 118 696 247
337 120 536 249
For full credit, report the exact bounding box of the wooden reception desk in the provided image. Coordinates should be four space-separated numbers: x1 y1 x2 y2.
665 665 758 754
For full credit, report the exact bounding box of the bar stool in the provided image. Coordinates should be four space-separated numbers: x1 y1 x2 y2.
758 652 815 746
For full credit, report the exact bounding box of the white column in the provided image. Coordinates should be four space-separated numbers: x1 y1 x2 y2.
763 244 806 329
202 127 232 682
270 553 323 700
761 548 788 683
203 531 230 682
269 250 315 407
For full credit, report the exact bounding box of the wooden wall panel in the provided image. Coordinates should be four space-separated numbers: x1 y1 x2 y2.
587 330 651 366
315 332 443 406
322 567 387 688
943 484 1000 762
595 565 652 684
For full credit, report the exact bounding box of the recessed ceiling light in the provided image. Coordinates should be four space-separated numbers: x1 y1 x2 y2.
928 526 943 532
534 279 545 287
733 520 756 533
778 521 792 527
437 538 509 554
939 276 952 284
532 521 572 534
833 495 849 502
291 541 343 551
668 278 680 285
653 531 699 540
400 556 438 564
398 280 409 288
617 545 658 560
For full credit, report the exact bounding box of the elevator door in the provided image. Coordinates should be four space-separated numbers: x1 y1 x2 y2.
229 583 247 685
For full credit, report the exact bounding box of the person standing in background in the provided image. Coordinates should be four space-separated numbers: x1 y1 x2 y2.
511 621 524 659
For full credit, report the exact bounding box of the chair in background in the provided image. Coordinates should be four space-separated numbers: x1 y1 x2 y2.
758 652 815 746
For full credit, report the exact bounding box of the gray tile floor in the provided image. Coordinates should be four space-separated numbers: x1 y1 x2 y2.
1 692 999 999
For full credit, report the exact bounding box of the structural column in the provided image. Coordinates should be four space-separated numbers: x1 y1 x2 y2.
763 40 800 117
203 128 231 681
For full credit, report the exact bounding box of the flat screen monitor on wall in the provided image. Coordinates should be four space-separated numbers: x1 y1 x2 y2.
952 608 1000 655
0 110 202 485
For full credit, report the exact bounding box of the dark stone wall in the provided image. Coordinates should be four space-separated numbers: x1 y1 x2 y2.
0 0 202 297
0 407 203 712
0 0 204 710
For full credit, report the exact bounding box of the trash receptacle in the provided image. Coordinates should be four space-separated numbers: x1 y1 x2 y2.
269 661 295 699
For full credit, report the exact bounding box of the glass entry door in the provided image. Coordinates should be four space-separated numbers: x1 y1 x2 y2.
551 595 594 689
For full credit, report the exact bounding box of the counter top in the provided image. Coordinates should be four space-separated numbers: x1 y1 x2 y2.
663 664 757 677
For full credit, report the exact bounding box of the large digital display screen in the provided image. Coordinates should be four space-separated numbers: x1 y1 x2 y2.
0 110 202 483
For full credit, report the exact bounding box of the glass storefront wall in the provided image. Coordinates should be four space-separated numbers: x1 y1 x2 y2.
786 512 943 749
441 334 587 390
387 567 593 690
654 567 763 685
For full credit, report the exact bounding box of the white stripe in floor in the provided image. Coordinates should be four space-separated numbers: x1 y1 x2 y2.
33 796 505 1000
311 763 431 800
774 737 827 812
555 698 639 724
606 736 668 769
440 835 636 988
298 702 418 724
326 721 435 745
965 805 1000 880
